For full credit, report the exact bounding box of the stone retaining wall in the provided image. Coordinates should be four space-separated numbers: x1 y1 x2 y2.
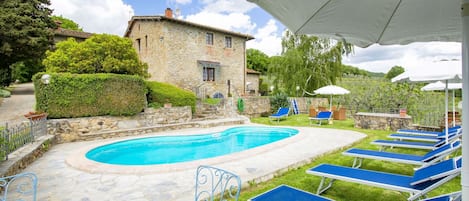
0 135 55 177
48 106 193 143
353 112 412 131
239 97 328 117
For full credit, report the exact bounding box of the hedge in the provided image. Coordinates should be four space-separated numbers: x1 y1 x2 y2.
145 81 196 113
33 73 147 118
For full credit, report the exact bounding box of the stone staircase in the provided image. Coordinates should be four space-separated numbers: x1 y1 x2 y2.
194 103 220 120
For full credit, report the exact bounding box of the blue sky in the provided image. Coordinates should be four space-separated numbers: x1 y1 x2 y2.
49 0 461 73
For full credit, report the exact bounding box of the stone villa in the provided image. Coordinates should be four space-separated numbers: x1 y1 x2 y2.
124 8 254 98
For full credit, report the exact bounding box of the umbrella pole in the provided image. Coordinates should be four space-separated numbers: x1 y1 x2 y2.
330 95 333 111
444 80 449 144
461 1 469 198
452 89 456 127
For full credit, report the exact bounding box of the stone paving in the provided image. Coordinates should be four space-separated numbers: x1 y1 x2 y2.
0 83 36 124
19 124 366 201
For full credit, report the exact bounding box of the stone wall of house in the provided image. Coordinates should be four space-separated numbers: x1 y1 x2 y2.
128 19 248 99
353 112 412 131
48 106 193 143
239 97 328 117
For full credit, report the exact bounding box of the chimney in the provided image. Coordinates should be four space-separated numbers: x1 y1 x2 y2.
165 8 173 18
55 20 62 29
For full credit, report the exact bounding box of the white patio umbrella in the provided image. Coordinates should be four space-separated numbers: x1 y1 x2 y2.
314 85 350 111
421 81 462 127
392 60 462 144
247 0 469 197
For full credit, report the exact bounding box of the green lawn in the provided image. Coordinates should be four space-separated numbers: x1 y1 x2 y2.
239 114 461 201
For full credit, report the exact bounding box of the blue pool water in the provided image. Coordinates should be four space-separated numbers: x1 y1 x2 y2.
86 126 298 165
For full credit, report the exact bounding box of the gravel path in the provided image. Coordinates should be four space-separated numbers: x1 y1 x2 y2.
0 83 36 124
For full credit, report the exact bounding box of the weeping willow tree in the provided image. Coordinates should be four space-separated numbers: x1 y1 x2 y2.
268 31 353 96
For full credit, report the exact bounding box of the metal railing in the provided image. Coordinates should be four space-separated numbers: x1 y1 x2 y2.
0 115 47 161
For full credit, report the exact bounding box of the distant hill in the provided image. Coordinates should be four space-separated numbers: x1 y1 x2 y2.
368 71 386 77
342 64 385 78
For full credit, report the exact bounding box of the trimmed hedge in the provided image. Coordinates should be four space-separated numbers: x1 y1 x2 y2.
145 81 196 113
33 73 147 118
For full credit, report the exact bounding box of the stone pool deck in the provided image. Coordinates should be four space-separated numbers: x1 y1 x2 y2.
20 123 366 201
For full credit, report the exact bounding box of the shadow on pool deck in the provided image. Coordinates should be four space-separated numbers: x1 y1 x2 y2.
20 123 365 201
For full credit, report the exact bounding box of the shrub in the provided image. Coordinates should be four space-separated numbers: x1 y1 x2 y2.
33 73 147 118
145 81 196 113
0 88 10 98
270 93 289 113
43 34 149 77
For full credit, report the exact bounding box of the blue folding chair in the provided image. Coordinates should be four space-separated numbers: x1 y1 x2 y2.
309 111 332 126
269 107 290 123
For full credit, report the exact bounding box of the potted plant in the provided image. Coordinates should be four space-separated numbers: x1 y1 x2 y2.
24 111 48 120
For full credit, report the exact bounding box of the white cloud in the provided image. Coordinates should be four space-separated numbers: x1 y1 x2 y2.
247 19 282 56
200 0 256 13
173 0 192 5
50 0 134 36
344 42 461 73
185 12 256 34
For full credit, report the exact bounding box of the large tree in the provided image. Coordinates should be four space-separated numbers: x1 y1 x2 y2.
43 34 149 77
0 0 56 86
51 15 82 31
268 31 353 96
385 65 405 80
246 48 270 74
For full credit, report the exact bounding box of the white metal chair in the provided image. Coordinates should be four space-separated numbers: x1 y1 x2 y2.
0 172 37 201
195 165 241 201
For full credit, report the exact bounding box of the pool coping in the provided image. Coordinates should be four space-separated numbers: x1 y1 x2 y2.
66 125 308 174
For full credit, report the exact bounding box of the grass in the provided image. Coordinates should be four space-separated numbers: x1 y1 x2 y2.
239 114 461 201
203 98 222 105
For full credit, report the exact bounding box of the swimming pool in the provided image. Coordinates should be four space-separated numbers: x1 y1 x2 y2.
85 126 298 165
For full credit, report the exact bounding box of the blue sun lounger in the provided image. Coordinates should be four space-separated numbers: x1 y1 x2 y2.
422 191 461 201
269 107 290 123
309 111 332 126
372 131 461 151
397 125 461 136
307 157 461 201
388 128 461 142
343 140 461 168
387 132 460 143
249 185 333 201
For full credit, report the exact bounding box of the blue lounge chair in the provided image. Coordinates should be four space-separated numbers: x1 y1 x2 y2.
388 128 461 142
309 111 332 126
249 185 333 201
372 131 461 151
422 191 461 201
343 140 461 168
307 157 461 201
269 107 290 123
397 125 461 136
